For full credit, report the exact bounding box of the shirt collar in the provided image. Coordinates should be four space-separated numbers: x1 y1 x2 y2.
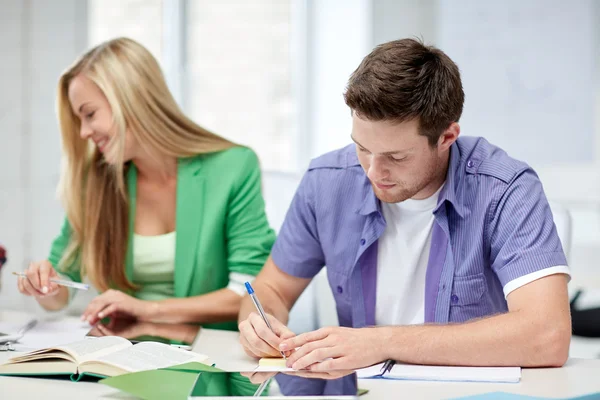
357 182 381 216
346 148 381 217
434 142 466 218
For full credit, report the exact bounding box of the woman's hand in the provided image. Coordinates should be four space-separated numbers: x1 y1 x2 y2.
93 319 157 339
82 289 157 325
16 260 61 298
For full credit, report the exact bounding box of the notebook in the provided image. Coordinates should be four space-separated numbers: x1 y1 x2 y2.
356 362 521 383
451 392 600 399
0 336 211 381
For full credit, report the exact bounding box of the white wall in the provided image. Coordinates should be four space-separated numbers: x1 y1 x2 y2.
0 0 87 312
372 0 436 44
304 0 438 163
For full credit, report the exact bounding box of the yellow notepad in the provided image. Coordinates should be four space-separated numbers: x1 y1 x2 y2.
258 357 287 367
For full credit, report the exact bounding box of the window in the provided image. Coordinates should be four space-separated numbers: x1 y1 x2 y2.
87 0 298 172
87 0 163 64
186 1 296 171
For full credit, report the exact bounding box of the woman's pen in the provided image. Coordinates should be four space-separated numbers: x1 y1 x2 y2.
12 271 90 291
245 281 287 360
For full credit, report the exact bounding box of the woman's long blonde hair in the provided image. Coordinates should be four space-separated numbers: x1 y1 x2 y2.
56 37 235 292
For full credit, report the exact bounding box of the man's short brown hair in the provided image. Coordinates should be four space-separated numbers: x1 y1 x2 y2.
344 38 464 146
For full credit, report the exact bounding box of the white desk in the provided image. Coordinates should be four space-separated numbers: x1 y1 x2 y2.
1 311 600 400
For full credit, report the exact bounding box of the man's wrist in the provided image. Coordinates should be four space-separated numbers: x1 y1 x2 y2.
374 325 396 361
238 298 253 325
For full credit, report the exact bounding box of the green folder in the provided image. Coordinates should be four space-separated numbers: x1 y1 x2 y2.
102 362 368 399
100 362 223 400
188 370 264 397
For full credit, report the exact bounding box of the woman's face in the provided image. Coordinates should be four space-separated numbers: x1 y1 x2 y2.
68 74 137 164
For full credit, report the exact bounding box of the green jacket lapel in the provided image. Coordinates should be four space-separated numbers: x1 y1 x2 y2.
174 157 204 297
126 165 137 290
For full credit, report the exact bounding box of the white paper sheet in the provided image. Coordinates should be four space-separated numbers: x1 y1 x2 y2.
0 318 92 351
254 364 296 372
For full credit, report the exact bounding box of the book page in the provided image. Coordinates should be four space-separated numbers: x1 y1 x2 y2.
58 336 131 363
89 341 209 373
7 336 131 364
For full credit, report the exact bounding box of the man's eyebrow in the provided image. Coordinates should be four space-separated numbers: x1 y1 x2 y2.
350 135 412 155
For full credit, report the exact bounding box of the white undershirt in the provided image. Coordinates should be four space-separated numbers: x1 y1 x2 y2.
375 185 571 326
376 186 441 326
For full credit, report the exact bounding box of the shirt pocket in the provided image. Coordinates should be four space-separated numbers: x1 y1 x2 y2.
448 273 489 323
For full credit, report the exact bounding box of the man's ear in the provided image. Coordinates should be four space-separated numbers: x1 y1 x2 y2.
437 122 460 152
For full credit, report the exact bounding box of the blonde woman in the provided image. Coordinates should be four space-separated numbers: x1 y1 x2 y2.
16 38 275 330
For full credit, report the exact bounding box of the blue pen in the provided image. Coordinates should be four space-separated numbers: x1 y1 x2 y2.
245 282 287 360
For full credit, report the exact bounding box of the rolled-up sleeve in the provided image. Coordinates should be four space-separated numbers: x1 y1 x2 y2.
489 169 569 288
225 149 276 277
271 171 325 279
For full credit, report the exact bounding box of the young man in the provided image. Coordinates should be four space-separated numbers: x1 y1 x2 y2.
239 38 571 371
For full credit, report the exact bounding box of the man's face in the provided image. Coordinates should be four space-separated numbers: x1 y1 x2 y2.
352 114 450 203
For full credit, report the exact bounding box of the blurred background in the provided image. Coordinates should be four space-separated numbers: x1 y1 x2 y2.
0 0 599 355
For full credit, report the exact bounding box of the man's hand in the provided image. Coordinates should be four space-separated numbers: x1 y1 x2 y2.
82 290 155 325
240 370 354 385
238 312 296 358
278 369 356 380
280 326 387 371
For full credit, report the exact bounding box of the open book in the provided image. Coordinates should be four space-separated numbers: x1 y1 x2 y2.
356 362 521 383
0 336 211 380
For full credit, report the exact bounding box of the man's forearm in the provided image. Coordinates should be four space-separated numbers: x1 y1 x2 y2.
238 280 291 325
381 310 571 367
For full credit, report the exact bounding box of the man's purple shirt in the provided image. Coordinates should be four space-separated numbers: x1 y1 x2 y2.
271 136 567 327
